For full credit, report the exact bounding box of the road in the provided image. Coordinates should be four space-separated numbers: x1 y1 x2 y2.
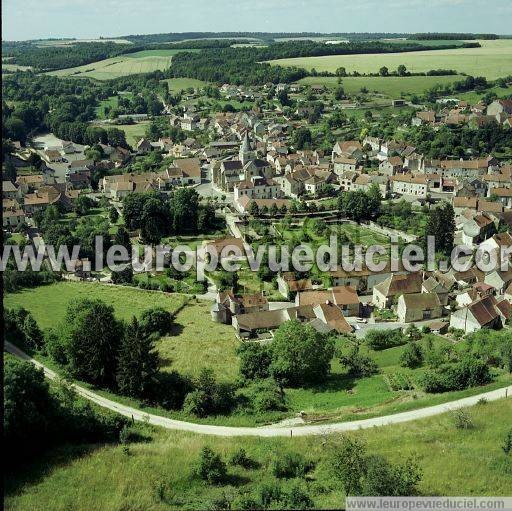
5 341 511 438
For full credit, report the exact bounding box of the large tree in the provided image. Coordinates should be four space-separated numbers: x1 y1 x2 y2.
423 202 455 256
116 317 159 398
59 298 124 387
269 320 335 387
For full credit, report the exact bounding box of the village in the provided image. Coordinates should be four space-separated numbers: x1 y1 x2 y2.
3 84 512 342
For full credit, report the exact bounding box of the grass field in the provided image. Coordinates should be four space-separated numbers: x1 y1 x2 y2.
163 77 209 92
156 301 240 382
4 282 187 329
92 121 149 146
270 40 512 80
5 398 512 510
47 49 196 80
297 75 461 97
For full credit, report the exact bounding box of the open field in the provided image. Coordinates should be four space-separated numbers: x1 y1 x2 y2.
163 77 209 92
5 398 512 510
92 121 149 146
156 301 240 382
297 75 461 97
270 40 512 80
4 282 187 329
46 49 197 80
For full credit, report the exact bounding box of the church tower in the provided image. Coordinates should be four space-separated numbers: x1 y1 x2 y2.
239 132 252 165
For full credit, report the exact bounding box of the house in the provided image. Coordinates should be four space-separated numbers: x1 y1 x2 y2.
136 138 152 154
295 286 361 317
2 180 20 199
397 293 442 323
450 295 509 333
234 195 291 215
453 197 478 215
233 177 281 202
379 156 403 176
67 159 94 174
211 290 268 324
3 200 26 229
455 282 494 308
486 99 512 121
421 276 451 306
461 214 496 246
332 140 363 162
232 303 352 338
172 157 202 185
333 156 358 175
391 174 428 198
43 149 64 163
276 272 313 299
484 269 512 294
372 273 423 309
329 261 407 293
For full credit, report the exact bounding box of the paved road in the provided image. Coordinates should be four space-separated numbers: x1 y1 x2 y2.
5 341 511 438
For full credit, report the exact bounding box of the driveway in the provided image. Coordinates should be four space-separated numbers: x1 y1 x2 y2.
5 341 510 438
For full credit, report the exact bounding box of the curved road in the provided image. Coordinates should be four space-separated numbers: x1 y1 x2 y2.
5 341 511 438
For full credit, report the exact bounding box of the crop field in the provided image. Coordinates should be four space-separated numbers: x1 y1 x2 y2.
47 49 197 80
297 75 462 97
270 40 512 80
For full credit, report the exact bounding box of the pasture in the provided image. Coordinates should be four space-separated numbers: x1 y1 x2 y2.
163 77 209 92
4 282 187 329
270 40 512 80
5 398 512 510
92 121 150 147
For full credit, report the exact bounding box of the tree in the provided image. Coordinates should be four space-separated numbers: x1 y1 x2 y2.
116 317 159 398
4 160 17 182
339 344 379 377
139 307 172 336
335 67 347 77
269 321 335 387
74 195 95 216
109 206 119 224
292 127 312 150
328 435 368 495
237 342 271 381
195 447 227 484
379 66 389 77
140 197 168 244
58 298 124 387
423 202 455 256
334 86 346 100
169 188 199 233
397 64 407 76
248 201 260 217
400 342 424 369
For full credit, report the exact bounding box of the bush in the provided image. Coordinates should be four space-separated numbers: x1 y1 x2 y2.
229 448 256 469
339 346 379 377
271 452 313 479
250 378 286 413
386 371 415 391
503 430 512 456
139 307 172 336
452 409 474 430
420 356 492 393
237 342 271 381
119 424 152 444
365 329 405 350
195 447 227 484
270 452 313 479
399 342 424 369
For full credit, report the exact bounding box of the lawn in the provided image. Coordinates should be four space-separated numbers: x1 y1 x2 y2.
271 40 512 80
4 282 187 329
297 75 462 97
5 398 512 510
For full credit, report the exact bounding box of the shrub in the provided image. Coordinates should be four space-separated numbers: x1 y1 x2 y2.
365 329 405 350
236 342 271 381
452 409 474 430
119 424 152 444
250 378 286 413
339 346 379 377
229 448 256 469
195 447 227 484
139 307 172 336
271 452 313 479
386 371 415 391
503 430 512 456
399 342 424 369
